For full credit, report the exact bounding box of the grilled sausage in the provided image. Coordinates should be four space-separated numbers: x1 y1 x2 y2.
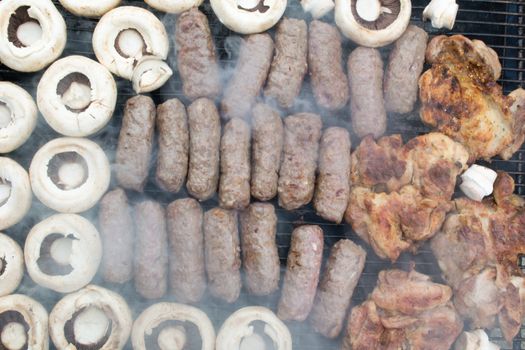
219 118 251 210
155 98 189 193
203 208 241 303
221 34 274 120
348 47 386 139
134 200 168 299
308 20 349 111
313 127 351 223
166 198 206 303
264 18 308 109
116 95 155 192
384 25 428 114
175 8 221 100
98 188 134 284
186 98 221 201
240 202 280 296
278 225 324 321
278 113 322 210
310 239 367 338
251 103 284 201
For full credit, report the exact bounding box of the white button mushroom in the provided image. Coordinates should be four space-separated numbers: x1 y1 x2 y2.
216 306 292 350
132 303 216 350
0 233 24 297
300 0 335 19
0 294 49 350
144 0 204 14
49 285 132 350
24 214 102 293
0 0 67 72
0 82 38 153
210 0 288 34
37 56 117 137
423 0 459 30
334 0 412 48
58 0 121 18
460 164 498 202
92 6 172 93
29 137 110 213
0 157 32 231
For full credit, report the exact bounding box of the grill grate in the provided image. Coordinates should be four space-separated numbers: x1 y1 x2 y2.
1 0 524 349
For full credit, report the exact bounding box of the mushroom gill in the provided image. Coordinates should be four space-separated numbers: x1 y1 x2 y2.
47 152 89 191
56 73 93 113
351 0 400 30
7 6 42 48
114 29 146 60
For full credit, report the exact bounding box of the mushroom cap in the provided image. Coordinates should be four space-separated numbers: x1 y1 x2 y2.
37 55 117 137
49 285 132 350
29 137 110 213
58 0 122 18
0 0 67 72
0 82 38 153
132 303 216 350
131 56 173 93
0 233 24 297
92 6 169 80
0 294 49 350
0 157 32 231
144 0 204 14
210 0 288 34
334 0 412 48
216 306 292 350
24 213 102 293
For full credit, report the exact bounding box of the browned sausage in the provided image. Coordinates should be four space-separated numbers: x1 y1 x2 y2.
115 95 155 192
155 98 189 193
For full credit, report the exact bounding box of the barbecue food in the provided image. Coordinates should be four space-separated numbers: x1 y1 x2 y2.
155 98 189 193
309 239 366 338
308 20 349 111
250 103 284 201
431 172 525 343
342 269 463 350
278 225 324 321
384 25 428 114
345 132 469 261
278 113 323 210
175 8 221 100
313 127 351 223
187 98 221 201
419 35 525 161
116 95 155 192
264 18 308 109
219 118 251 210
240 202 280 296
221 34 274 120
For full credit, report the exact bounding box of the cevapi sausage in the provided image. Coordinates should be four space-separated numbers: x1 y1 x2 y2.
309 239 366 338
167 198 206 303
134 200 168 299
116 95 155 192
186 98 221 201
313 127 351 223
278 113 322 210
240 202 280 296
98 188 134 284
278 225 324 321
264 18 308 109
155 98 189 193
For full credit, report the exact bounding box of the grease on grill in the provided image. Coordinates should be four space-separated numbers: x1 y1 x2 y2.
36 233 76 276
47 152 89 191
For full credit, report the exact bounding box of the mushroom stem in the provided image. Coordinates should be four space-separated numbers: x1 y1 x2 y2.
0 104 11 128
117 29 144 58
58 161 86 190
61 82 92 111
237 0 261 8
73 306 110 346
158 326 186 350
1 322 27 350
0 183 11 204
240 333 266 350
16 21 43 47
356 0 381 21
50 237 73 266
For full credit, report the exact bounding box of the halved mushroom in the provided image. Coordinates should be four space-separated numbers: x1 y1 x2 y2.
454 329 500 350
300 0 335 18
210 0 287 34
0 233 24 297
423 0 458 30
92 6 171 93
37 55 117 137
334 0 411 48
29 137 110 213
132 303 215 350
131 56 173 94
58 0 121 18
0 0 67 72
216 307 292 350
49 285 132 350
144 0 204 14
0 157 32 231
24 213 102 293
0 82 38 153
0 294 49 350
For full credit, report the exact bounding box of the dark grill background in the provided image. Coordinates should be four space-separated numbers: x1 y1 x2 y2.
0 0 524 349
